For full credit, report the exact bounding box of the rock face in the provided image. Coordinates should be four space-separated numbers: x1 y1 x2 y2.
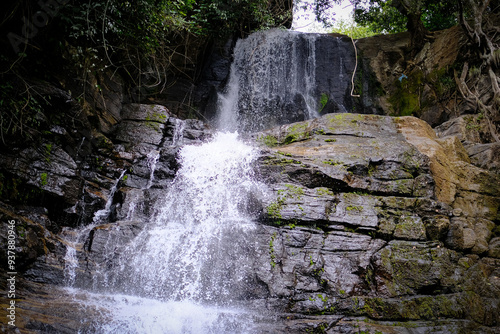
0 110 499 333
246 113 500 333
355 26 465 125
1 23 500 332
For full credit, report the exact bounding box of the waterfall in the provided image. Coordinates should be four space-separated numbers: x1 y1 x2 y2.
61 27 355 333
63 170 126 286
145 150 160 189
93 133 264 300
65 109 269 331
63 133 269 333
172 118 186 146
216 28 354 133
92 170 127 224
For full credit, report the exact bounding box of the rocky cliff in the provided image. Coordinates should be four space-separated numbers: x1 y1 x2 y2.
250 113 499 333
1 25 499 334
1 105 499 333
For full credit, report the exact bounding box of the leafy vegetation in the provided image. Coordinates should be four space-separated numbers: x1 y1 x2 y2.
330 19 378 39
0 81 45 144
352 0 459 34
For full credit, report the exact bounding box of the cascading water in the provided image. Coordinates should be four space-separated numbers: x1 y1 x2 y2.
171 118 186 147
62 135 268 332
92 133 264 301
63 170 126 286
64 132 269 333
64 74 270 332
62 27 355 333
145 150 160 189
216 28 355 133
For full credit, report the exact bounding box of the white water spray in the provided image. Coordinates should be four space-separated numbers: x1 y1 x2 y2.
65 130 269 332
216 29 322 132
172 118 186 146
146 150 160 189
92 170 126 224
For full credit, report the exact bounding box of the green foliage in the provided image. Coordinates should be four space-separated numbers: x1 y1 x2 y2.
44 143 53 163
330 19 378 39
389 71 423 116
316 187 334 196
269 232 277 268
283 123 311 145
259 134 279 147
1 0 293 107
267 200 283 220
346 205 363 212
266 183 305 223
353 0 458 34
354 0 407 34
40 173 48 186
192 0 292 37
58 0 291 55
420 1 459 31
284 184 304 198
319 93 329 112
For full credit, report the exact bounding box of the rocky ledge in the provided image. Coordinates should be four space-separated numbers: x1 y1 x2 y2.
248 113 500 333
0 111 499 333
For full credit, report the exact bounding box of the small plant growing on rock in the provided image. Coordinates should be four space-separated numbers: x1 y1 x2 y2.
40 173 48 186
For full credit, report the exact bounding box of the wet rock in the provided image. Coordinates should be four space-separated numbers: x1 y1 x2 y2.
466 142 500 172
435 115 482 144
471 219 495 254
393 215 426 241
489 237 500 258
372 241 455 297
85 221 144 262
248 113 499 332
0 143 79 202
424 215 450 241
0 202 67 284
2 107 499 334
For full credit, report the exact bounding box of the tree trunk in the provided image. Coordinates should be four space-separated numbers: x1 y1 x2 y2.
391 0 429 55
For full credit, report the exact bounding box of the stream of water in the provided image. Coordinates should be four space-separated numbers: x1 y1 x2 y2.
61 27 349 333
65 132 268 332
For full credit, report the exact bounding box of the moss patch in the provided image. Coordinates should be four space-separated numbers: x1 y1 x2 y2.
283 123 311 145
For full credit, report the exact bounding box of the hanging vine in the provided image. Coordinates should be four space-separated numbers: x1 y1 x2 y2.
456 0 500 142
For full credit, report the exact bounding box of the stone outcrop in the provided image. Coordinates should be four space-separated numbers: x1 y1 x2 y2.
246 113 500 333
355 26 465 126
1 111 499 333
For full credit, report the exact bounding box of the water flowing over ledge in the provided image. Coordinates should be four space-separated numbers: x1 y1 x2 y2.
216 29 355 133
62 132 272 332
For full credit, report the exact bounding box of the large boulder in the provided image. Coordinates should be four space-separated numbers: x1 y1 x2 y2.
248 113 500 332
